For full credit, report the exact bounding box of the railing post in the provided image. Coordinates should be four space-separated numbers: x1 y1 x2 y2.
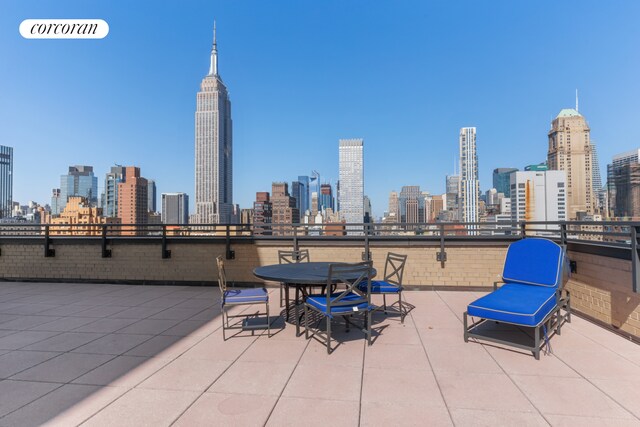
101 224 111 258
632 226 639 293
362 223 371 261
436 223 447 268
225 224 235 260
293 226 299 251
560 222 567 246
520 221 527 239
44 225 55 257
162 225 171 259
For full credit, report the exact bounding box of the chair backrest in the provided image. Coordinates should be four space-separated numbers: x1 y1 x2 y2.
325 261 373 310
215 255 227 293
278 249 310 264
383 252 407 286
502 238 565 289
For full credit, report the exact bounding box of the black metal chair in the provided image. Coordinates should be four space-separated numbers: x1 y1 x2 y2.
216 255 270 340
359 252 409 323
304 261 374 354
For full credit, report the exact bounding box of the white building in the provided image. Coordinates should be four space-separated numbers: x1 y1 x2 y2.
338 139 364 230
195 24 233 224
459 127 479 226
510 170 566 232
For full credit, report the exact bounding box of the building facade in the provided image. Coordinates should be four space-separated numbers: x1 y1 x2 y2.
50 189 61 216
148 179 157 213
253 192 272 235
445 174 459 220
492 168 518 197
271 183 299 235
0 146 12 219
47 196 119 236
459 127 479 224
60 166 98 212
117 167 148 229
547 109 594 219
607 148 640 219
161 192 189 224
103 166 126 218
510 170 567 231
319 183 334 212
195 24 233 224
338 139 364 226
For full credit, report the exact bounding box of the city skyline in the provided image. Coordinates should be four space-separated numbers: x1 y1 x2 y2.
2 2 640 218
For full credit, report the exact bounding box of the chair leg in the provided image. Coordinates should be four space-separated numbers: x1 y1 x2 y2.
534 325 540 360
279 283 284 308
304 304 309 339
399 292 405 324
266 301 270 338
463 312 469 343
295 287 301 337
285 286 290 321
327 318 332 354
383 294 387 314
367 311 372 346
222 309 227 341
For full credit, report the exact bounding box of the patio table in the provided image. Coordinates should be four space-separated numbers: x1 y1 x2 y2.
253 262 376 336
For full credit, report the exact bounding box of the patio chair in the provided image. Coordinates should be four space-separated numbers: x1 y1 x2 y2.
304 261 374 354
358 252 408 323
216 255 270 340
463 238 571 359
278 249 310 310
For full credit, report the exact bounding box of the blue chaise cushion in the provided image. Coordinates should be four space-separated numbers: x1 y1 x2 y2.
467 284 558 327
306 292 371 316
502 238 564 288
224 288 268 304
357 280 401 293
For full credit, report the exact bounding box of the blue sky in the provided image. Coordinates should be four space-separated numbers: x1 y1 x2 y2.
2 1 639 218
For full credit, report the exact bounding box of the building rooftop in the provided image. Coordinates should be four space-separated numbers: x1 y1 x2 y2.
0 282 638 426
556 108 582 118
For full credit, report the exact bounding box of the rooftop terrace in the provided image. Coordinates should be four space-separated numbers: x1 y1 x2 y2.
0 282 639 426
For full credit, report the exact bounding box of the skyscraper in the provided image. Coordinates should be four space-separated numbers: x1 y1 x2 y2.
319 183 334 212
547 108 594 219
0 146 13 218
338 139 364 226
117 167 148 228
492 168 518 197
50 189 61 216
195 23 233 224
60 166 98 212
253 192 272 235
445 175 459 220
103 166 126 218
607 148 640 219
292 176 310 214
459 127 479 224
590 143 606 214
161 192 189 224
148 179 157 213
388 191 399 221
271 182 299 235
399 186 423 224
510 170 567 232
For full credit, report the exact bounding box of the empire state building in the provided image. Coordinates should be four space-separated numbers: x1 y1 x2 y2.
195 23 233 224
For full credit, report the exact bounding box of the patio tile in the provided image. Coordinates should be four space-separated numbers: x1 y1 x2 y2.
283 362 361 401
22 332 104 352
35 305 94 316
81 388 199 427
71 333 154 355
115 318 181 335
511 375 634 419
181 333 256 361
298 336 364 368
11 353 114 383
436 372 536 412
0 384 126 427
149 307 205 320
0 350 61 379
0 331 60 350
238 336 308 364
73 305 130 318
449 408 548 426
371 323 421 345
360 401 453 426
426 343 503 374
590 378 640 419
138 358 230 392
210 360 295 397
0 315 62 330
553 349 640 381
160 318 218 337
361 367 445 406
266 397 359 427
364 343 429 370
174 392 276 427
544 414 640 426
484 345 580 378
73 356 170 387
106 306 167 319
0 379 60 418
73 318 139 334
29 317 98 332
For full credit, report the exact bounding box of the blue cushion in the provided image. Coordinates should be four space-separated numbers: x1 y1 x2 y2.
306 292 371 316
224 288 268 305
467 284 558 327
502 239 564 288
357 280 401 293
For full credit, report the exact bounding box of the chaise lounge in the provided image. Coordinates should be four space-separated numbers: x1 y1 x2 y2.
463 238 571 359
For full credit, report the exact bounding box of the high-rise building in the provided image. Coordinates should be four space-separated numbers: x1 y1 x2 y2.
47 196 119 236
117 167 148 228
103 166 126 218
493 168 518 197
291 176 311 215
0 146 13 219
607 148 640 219
590 143 606 214
161 193 189 224
50 189 61 216
338 139 364 226
253 192 272 235
459 127 479 224
60 166 98 212
525 163 549 171
510 170 566 232
445 175 459 220
429 195 444 222
388 191 399 221
271 182 299 235
319 183 334 212
195 24 233 224
363 195 372 223
148 179 157 213
399 186 423 224
547 108 594 219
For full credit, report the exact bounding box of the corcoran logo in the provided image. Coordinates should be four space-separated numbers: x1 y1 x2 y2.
19 19 109 39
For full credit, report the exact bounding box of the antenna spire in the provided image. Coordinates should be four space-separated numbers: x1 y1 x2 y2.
208 21 218 76
575 88 579 112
